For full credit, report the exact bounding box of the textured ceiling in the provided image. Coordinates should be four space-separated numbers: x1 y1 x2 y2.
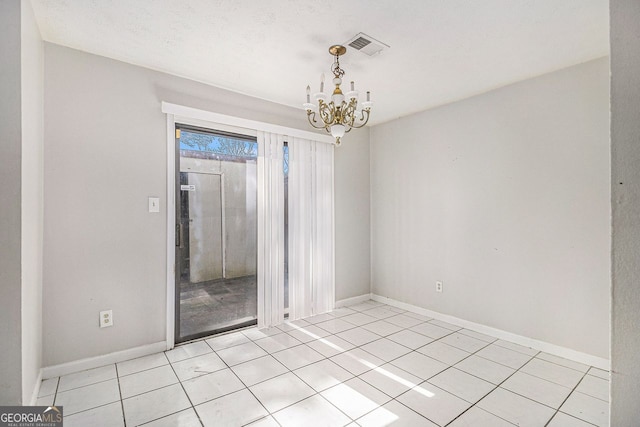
31 0 609 125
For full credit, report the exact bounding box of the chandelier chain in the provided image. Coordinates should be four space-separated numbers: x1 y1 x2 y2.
331 54 345 79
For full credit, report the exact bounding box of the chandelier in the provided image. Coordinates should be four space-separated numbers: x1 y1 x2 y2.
303 45 372 146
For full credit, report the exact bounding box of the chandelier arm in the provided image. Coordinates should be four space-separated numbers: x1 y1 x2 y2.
319 100 336 127
350 109 371 129
306 111 328 130
342 100 358 127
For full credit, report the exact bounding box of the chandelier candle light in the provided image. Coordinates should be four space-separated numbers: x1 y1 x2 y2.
304 45 373 146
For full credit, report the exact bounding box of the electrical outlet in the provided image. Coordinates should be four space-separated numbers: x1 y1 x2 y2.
100 310 113 328
436 281 443 293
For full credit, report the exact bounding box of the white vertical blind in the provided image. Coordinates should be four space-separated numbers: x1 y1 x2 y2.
312 141 335 315
288 138 313 320
288 137 335 320
256 131 285 328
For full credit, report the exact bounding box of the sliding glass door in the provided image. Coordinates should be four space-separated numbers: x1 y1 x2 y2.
175 124 258 342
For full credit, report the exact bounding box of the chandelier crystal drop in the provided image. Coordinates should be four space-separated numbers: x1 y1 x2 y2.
304 45 372 146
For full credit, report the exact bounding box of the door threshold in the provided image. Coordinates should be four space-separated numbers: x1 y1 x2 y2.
176 318 257 345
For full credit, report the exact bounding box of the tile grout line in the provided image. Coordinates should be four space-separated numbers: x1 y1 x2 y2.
515 361 592 389
115 353 202 426
344 319 460 424
543 369 596 427
246 344 349 422
446 343 603 427
497 374 577 412
335 352 438 427
53 375 125 419
344 308 497 424
499 360 609 411
51 376 60 406
493 340 540 356
52 375 116 395
534 355 593 373
285 363 356 424
162 350 205 427
57 400 125 420
114 364 127 427
389 330 504 427
201 336 283 427
442 349 542 427
56 358 178 396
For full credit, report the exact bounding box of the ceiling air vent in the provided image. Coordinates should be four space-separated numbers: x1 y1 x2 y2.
345 33 389 56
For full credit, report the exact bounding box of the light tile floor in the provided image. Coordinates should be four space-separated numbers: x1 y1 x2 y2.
38 300 610 426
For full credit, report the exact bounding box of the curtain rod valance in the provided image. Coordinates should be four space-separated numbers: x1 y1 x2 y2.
162 102 335 145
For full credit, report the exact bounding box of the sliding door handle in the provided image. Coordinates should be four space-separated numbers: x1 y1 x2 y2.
175 223 182 247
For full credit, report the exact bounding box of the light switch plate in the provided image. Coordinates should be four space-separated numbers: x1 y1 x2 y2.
148 197 160 213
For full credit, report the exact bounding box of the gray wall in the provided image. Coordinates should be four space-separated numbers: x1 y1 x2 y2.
20 0 44 404
334 128 371 301
370 58 610 359
611 0 640 423
43 43 371 366
0 0 24 405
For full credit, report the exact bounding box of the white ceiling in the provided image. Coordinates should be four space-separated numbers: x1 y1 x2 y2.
30 0 609 125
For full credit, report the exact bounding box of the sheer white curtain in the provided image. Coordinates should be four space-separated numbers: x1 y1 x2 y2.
256 131 285 328
288 137 335 320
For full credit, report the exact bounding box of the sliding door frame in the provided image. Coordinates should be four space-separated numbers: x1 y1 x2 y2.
163 102 333 350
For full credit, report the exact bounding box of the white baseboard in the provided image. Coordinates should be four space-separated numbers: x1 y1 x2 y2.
371 294 610 371
42 341 167 379
335 293 372 308
28 369 43 405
